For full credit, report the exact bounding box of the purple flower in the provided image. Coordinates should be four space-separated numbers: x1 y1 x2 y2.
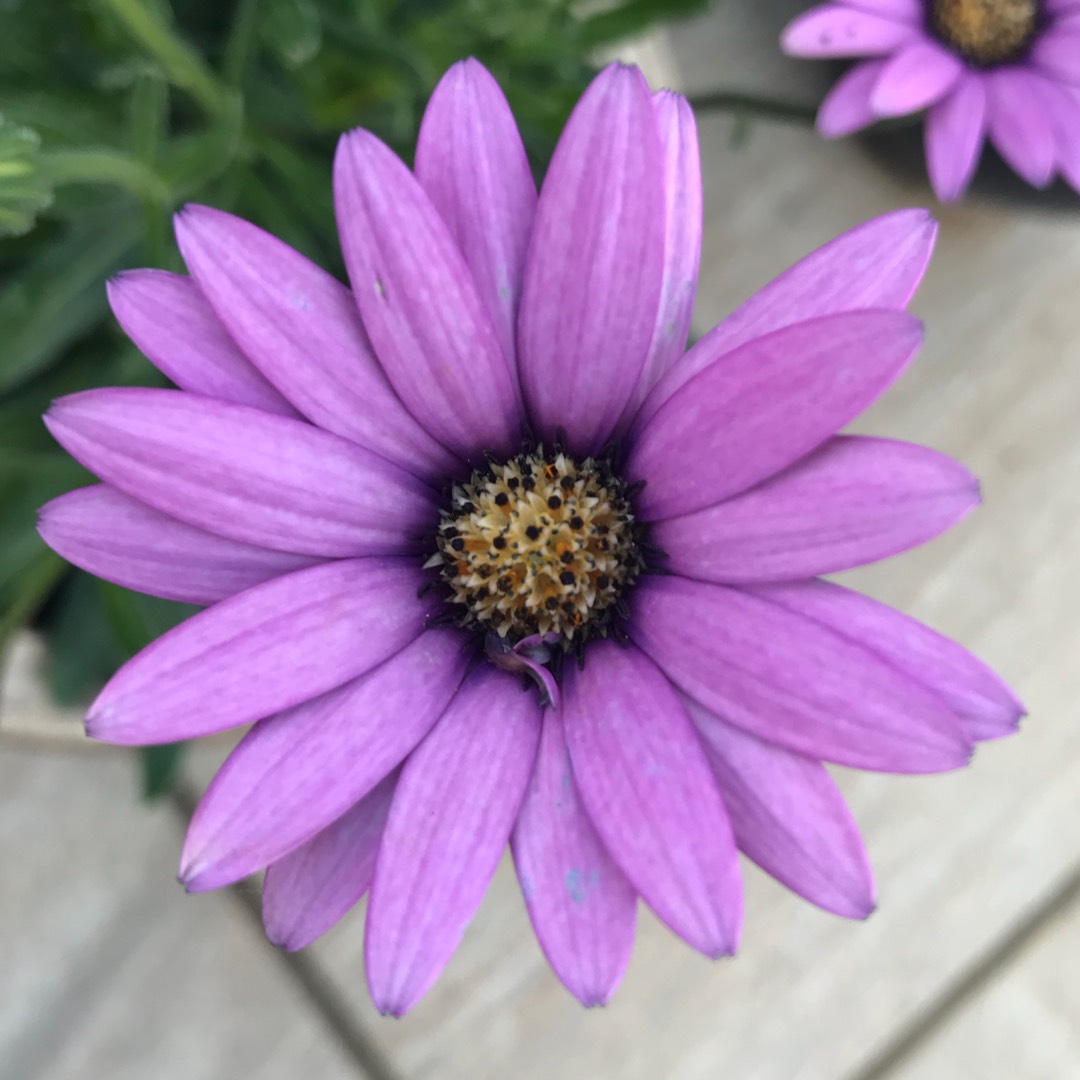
782 0 1080 201
38 58 1021 1015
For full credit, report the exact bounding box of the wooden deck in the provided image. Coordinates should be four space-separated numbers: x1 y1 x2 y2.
4 4 1080 1077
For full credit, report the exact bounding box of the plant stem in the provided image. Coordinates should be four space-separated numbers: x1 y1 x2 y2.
98 0 233 120
131 73 172 267
686 90 819 126
38 148 170 201
223 0 261 88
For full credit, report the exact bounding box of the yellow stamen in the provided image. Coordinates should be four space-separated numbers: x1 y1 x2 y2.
435 449 643 642
932 0 1038 65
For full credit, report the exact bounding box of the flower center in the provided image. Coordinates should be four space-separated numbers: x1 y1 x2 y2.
433 448 644 645
931 0 1039 65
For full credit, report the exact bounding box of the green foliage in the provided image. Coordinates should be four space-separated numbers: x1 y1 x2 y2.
0 0 704 794
0 118 53 237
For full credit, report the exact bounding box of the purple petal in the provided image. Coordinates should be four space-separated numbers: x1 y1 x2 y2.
334 129 520 462
987 69 1056 188
628 310 924 520
925 76 988 203
635 209 936 430
517 63 665 455
651 435 979 583
262 774 397 951
107 271 297 416
180 630 468 891
174 206 457 477
843 0 921 20
782 5 917 57
37 485 319 605
1044 80 1080 191
511 708 637 1006
630 576 973 774
870 41 963 117
181 630 468 889
687 700 875 920
563 641 742 958
44 388 435 558
818 60 888 137
415 58 536 378
365 666 542 1017
621 91 702 421
748 579 1024 743
1030 28 1080 82
86 558 434 745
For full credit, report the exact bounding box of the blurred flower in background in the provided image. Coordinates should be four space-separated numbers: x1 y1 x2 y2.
37 55 1020 1013
0 0 705 794
782 0 1080 201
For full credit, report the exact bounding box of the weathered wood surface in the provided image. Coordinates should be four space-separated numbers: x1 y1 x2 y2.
293 23 1080 1080
5 3 1080 1078
0 746 366 1080
895 894 1080 1080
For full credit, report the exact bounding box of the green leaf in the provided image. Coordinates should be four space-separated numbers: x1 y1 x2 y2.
579 0 709 48
0 117 54 237
96 0 235 120
0 208 141 394
0 550 67 654
98 581 198 655
139 742 187 800
261 0 322 69
0 446 91 660
38 570 127 704
98 582 197 799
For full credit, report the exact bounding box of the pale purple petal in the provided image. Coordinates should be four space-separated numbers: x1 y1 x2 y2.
511 708 637 1006
651 436 979 583
782 5 918 57
1032 75 1080 192
180 631 468 891
630 577 973 773
37 485 319 605
86 558 434 745
628 310 923 520
748 579 1024 742
987 69 1056 188
365 666 542 1017
621 90 702 421
563 641 742 958
925 76 988 203
842 0 921 20
635 209 936 430
107 271 297 417
415 58 536 379
870 41 964 117
818 60 888 137
1030 28 1080 83
517 63 665 455
174 206 457 477
44 388 435 558
687 699 875 919
334 130 520 462
262 774 397 951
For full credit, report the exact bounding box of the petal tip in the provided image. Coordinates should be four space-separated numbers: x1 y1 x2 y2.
372 992 414 1020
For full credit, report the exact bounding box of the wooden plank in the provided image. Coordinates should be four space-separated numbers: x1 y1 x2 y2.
891 894 1080 1080
12 6 1080 1077
1 747 365 1080
0 633 89 750
284 96 1080 1080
